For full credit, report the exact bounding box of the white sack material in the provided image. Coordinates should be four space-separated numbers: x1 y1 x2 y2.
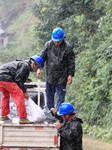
26 98 46 122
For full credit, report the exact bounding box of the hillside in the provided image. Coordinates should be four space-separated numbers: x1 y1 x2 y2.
0 0 36 63
0 0 34 29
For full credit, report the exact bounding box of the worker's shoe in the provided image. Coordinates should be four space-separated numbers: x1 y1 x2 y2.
19 117 33 124
0 115 10 121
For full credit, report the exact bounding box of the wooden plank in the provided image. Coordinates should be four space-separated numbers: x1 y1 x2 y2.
4 126 55 131
4 136 54 142
1 123 54 127
2 141 57 147
4 131 54 137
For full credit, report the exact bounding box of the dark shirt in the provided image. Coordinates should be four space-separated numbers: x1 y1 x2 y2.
58 115 83 150
41 40 75 85
0 60 31 92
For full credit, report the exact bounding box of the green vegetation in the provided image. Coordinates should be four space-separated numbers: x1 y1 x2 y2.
0 0 112 142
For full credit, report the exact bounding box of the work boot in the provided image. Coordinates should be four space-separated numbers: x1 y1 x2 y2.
19 117 33 124
0 115 11 121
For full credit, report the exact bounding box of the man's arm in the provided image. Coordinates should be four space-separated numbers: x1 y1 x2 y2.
67 48 75 85
37 42 48 78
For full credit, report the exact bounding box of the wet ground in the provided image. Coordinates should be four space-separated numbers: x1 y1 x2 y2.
83 136 112 150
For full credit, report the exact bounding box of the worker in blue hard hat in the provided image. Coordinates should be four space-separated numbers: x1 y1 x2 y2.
54 102 83 150
37 27 75 112
0 55 43 124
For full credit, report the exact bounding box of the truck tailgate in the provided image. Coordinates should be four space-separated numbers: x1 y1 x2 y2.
0 123 59 148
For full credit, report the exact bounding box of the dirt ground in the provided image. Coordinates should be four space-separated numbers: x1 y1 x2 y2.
83 136 112 150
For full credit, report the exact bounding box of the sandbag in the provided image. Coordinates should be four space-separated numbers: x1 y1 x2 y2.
26 98 46 122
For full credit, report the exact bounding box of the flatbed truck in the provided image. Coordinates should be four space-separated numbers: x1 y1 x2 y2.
0 81 60 150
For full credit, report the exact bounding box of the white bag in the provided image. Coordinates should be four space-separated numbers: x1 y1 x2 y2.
26 98 46 122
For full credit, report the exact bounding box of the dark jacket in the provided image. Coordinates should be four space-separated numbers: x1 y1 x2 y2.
58 115 83 150
0 60 31 92
41 40 75 85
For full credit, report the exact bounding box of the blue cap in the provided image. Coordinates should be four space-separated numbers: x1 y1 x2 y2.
30 55 43 69
52 27 65 42
57 102 75 116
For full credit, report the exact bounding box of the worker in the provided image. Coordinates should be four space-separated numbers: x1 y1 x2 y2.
54 102 83 150
37 27 75 111
0 55 43 124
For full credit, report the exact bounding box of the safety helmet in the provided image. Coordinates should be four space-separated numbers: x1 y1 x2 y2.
30 55 43 69
52 27 65 42
57 102 75 116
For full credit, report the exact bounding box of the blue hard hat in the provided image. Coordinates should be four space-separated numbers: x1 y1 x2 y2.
30 55 43 69
52 27 65 42
57 102 75 116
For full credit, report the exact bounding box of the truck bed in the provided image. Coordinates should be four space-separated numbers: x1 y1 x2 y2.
0 122 60 150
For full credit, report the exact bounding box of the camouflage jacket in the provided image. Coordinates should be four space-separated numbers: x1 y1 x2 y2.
41 40 75 85
58 115 83 150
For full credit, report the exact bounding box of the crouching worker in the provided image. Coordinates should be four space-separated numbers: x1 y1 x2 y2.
54 102 83 150
0 55 43 124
